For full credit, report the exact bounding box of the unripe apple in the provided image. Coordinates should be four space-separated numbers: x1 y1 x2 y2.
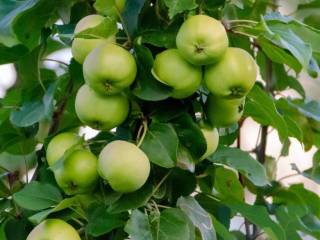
176 15 228 65
46 132 81 166
72 15 115 64
83 43 137 95
152 49 202 99
98 140 150 193
54 149 98 195
204 47 257 98
26 219 80 240
199 126 219 161
206 94 245 127
75 84 129 131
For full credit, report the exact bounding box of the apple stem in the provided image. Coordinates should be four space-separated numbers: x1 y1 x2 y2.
137 119 148 147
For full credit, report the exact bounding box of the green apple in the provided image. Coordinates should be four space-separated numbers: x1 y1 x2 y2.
72 14 115 64
75 84 129 130
176 15 228 65
46 132 81 166
83 43 137 95
27 219 80 240
204 47 257 98
54 149 98 195
199 126 219 161
98 140 150 193
206 94 245 127
152 49 202 99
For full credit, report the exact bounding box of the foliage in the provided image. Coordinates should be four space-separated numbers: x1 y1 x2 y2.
1 0 320 239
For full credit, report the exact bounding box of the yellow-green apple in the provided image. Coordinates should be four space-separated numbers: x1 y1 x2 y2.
206 94 245 127
26 219 80 240
176 15 228 65
204 47 257 98
98 140 150 193
75 84 129 130
72 14 115 64
152 49 202 99
46 132 81 166
53 149 98 195
83 43 137 95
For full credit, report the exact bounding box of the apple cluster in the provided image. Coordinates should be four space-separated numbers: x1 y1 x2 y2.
28 12 258 240
153 14 257 127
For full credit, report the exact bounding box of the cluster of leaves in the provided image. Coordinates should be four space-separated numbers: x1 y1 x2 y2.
1 0 320 239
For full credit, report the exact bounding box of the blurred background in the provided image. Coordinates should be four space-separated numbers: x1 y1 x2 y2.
0 0 319 238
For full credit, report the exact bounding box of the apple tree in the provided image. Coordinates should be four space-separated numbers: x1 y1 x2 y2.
1 0 320 239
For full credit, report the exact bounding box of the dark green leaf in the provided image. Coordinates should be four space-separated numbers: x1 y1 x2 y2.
214 167 244 201
108 184 153 213
224 198 286 240
13 181 62 211
164 0 198 19
244 84 288 142
86 204 126 237
177 196 216 240
132 44 172 101
171 113 206 160
158 208 195 240
140 122 178 168
208 146 269 187
122 0 146 36
124 210 153 240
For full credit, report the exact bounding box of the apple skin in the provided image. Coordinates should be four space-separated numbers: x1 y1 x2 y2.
75 84 129 131
83 43 137 95
176 15 228 66
46 132 81 166
72 15 115 64
26 219 80 240
152 49 202 99
98 140 150 193
54 149 98 195
206 94 245 127
204 47 257 98
199 126 219 161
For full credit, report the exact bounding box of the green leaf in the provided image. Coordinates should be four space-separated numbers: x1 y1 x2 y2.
212 216 237 240
177 196 216 240
0 43 29 64
0 151 37 173
224 198 286 240
132 44 172 101
244 84 288 142
208 146 269 187
10 82 57 127
94 0 120 17
158 208 195 240
124 209 153 240
167 168 197 203
140 122 178 168
171 113 206 160
28 196 80 224
0 0 57 48
108 184 153 213
86 204 126 237
122 0 146 36
10 101 43 127
213 167 244 201
257 37 302 73
75 16 118 39
13 181 62 211
289 99 320 122
164 0 198 19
